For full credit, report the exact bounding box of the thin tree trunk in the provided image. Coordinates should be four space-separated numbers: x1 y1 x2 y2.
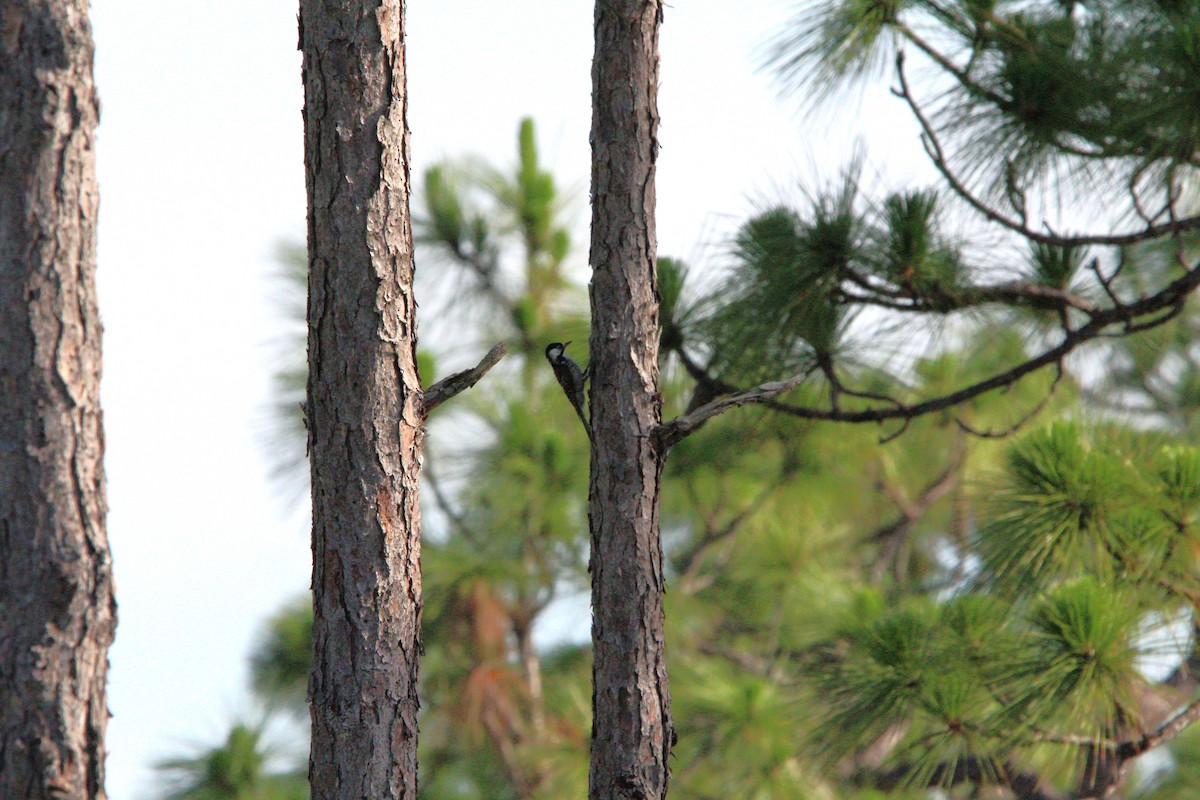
299 1 423 797
587 1 672 798
0 2 115 798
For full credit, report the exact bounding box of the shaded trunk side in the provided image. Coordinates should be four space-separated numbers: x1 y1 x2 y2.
0 2 115 798
299 1 423 797
587 1 671 798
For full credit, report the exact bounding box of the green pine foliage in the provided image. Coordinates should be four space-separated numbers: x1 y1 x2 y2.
155 723 307 800
249 597 312 714
809 424 1199 796
203 11 1200 788
705 201 852 380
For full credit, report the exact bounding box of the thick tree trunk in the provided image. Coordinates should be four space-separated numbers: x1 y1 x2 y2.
0 2 115 798
299 1 423 798
587 1 672 798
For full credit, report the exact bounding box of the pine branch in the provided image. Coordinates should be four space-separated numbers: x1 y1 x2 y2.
422 342 507 413
670 257 1200 432
855 755 1067 800
1039 693 1200 798
893 54 1200 249
840 690 1200 798
893 23 1008 110
841 278 1101 315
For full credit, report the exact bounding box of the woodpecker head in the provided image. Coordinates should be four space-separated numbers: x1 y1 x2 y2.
545 341 570 362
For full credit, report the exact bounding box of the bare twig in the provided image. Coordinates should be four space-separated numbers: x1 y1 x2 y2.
1089 257 1124 310
673 347 739 409
867 436 965 583
822 357 905 412
878 417 912 445
1127 161 1169 227
433 238 537 353
422 342 507 413
655 369 813 450
423 448 479 546
675 478 782 593
953 362 1065 439
894 24 1009 110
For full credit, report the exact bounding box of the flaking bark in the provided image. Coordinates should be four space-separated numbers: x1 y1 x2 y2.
0 2 115 798
587 1 673 798
300 1 422 797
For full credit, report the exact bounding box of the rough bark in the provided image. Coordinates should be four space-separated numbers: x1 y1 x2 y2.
299 1 422 798
0 1 115 798
587 1 671 798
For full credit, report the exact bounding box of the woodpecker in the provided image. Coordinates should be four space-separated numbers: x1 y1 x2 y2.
545 341 591 437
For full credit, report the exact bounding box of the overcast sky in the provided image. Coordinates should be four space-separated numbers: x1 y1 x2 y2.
87 2 928 797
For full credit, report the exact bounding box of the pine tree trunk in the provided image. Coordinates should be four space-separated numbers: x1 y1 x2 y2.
587 1 672 798
299 1 423 797
0 2 115 798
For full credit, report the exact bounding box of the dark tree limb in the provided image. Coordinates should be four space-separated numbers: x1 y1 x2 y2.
855 756 1068 800
667 256 1200 434
1101 693 1200 792
422 342 507 413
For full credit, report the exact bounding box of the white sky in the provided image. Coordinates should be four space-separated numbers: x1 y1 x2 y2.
88 2 927 797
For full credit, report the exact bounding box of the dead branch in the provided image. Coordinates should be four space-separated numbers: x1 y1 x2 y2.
654 369 813 450
422 341 507 414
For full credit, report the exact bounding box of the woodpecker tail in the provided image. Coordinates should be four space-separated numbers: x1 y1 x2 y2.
571 399 592 440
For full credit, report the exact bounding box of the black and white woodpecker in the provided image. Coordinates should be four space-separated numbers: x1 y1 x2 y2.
545 341 591 438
